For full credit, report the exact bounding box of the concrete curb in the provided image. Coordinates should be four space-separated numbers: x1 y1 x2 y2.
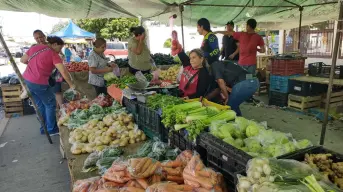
0 117 9 137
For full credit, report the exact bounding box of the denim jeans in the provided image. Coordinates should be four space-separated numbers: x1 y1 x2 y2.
228 79 259 116
25 80 58 134
242 65 257 75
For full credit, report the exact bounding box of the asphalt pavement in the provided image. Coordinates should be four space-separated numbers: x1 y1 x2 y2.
0 115 70 192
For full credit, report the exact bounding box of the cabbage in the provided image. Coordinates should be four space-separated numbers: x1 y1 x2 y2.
244 138 262 153
104 72 117 81
216 123 236 139
235 117 249 134
235 138 244 148
264 144 287 157
255 129 290 146
283 142 296 153
246 124 261 137
295 139 312 149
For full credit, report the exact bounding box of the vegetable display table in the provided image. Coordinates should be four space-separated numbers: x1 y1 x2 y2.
290 76 343 86
58 124 143 187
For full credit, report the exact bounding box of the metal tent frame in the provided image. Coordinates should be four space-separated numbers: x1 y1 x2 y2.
175 0 341 145
0 0 340 145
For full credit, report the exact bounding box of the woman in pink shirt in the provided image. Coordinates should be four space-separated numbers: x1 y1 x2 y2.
21 36 74 135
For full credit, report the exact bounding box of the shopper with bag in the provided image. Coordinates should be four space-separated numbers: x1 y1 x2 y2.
128 26 152 74
20 36 74 135
88 38 117 95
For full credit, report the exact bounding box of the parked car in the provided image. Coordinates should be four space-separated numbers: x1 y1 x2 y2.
104 42 128 60
9 47 23 58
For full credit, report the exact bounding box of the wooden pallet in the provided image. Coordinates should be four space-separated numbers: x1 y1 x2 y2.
322 91 343 108
1 84 22 103
4 102 23 118
288 94 321 111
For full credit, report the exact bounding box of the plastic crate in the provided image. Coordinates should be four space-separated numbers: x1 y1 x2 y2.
169 130 196 151
288 80 328 96
122 97 138 114
308 62 343 79
271 55 305 76
282 145 343 161
268 91 288 107
23 99 36 115
137 102 151 126
161 126 169 143
269 74 301 93
185 98 230 110
169 130 207 163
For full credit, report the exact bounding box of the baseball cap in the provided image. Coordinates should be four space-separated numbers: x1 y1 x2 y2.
226 21 234 26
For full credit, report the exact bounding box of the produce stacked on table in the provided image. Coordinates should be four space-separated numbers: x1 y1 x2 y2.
146 94 184 110
73 150 227 192
151 53 175 65
209 116 313 158
159 65 181 82
236 158 341 192
83 140 180 174
161 101 236 141
106 75 137 89
305 153 343 189
66 61 89 72
69 112 146 155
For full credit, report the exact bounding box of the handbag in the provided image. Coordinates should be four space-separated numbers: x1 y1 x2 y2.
27 47 59 87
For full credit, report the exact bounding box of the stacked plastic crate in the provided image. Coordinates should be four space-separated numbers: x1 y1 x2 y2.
268 54 306 107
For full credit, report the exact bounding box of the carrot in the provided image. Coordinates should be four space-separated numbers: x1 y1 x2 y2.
214 185 223 192
196 170 212 177
163 167 182 176
195 188 213 192
183 172 213 189
140 158 153 173
162 160 182 168
120 187 145 192
195 162 204 171
125 181 135 187
111 164 127 171
175 184 194 191
155 174 161 182
140 161 160 178
134 158 148 173
136 178 149 189
103 182 125 188
166 175 184 184
128 158 140 168
184 179 200 188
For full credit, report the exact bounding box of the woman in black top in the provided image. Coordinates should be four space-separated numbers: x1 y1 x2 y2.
177 49 213 99
211 61 259 116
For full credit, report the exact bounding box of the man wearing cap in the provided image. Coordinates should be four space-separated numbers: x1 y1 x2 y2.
221 21 239 62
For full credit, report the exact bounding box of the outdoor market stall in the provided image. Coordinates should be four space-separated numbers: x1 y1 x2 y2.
1 0 343 192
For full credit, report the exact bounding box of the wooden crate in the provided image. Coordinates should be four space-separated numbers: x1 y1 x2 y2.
288 94 321 111
4 101 23 118
257 55 272 69
321 90 343 108
1 84 22 103
256 82 268 96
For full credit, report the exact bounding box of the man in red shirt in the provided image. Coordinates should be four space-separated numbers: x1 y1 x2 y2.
215 19 265 75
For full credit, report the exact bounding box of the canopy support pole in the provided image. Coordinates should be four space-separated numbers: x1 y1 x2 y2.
179 5 185 49
320 0 343 145
0 31 52 144
298 6 303 50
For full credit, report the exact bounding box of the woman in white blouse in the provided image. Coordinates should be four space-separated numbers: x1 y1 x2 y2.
88 38 116 95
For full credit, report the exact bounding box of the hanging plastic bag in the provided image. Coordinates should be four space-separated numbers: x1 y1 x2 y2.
171 30 182 56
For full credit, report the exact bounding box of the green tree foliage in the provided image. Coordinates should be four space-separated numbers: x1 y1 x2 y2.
163 38 172 48
50 21 69 34
76 18 139 40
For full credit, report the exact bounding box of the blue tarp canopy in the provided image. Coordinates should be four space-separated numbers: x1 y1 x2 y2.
50 20 95 39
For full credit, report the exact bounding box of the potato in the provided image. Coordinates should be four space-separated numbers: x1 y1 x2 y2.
75 134 82 140
85 145 93 153
96 145 105 152
136 138 141 143
129 138 135 144
81 135 88 143
95 139 103 146
111 140 120 146
141 134 146 141
81 148 87 154
119 140 128 147
71 149 82 155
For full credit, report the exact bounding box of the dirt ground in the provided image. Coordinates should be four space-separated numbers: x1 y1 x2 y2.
240 99 343 154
